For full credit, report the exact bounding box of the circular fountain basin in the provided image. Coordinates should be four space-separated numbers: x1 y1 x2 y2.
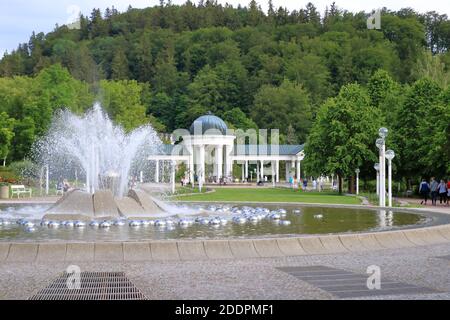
0 203 447 243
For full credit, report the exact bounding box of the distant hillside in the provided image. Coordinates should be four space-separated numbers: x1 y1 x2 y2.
0 2 449 177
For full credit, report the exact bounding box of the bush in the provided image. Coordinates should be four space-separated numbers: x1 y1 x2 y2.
8 161 39 179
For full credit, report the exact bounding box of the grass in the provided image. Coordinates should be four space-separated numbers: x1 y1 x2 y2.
176 187 361 205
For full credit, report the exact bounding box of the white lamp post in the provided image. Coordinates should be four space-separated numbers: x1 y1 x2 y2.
374 163 380 196
385 149 396 207
376 127 389 207
355 168 360 195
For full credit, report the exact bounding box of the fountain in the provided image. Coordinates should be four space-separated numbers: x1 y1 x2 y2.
34 103 168 221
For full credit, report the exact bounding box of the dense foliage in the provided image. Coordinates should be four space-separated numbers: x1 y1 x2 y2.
0 1 449 185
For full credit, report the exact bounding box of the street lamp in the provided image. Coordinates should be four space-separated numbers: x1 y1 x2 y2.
376 130 387 207
355 168 360 195
374 163 380 196
385 149 396 207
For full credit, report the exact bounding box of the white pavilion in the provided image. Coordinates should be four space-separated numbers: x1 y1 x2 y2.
148 114 305 184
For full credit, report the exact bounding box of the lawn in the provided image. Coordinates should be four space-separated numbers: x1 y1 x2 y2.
176 188 361 205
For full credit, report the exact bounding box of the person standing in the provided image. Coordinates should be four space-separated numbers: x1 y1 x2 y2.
438 179 448 205
419 179 430 205
430 177 439 206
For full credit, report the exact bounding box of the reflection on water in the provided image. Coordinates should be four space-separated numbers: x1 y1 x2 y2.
0 204 426 242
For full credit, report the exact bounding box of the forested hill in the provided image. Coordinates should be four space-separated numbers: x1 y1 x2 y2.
1 1 449 177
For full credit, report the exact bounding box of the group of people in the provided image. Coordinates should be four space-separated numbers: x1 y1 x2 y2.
419 177 450 206
289 177 325 192
56 178 72 194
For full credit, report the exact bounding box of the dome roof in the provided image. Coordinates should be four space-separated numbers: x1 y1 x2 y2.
189 114 228 135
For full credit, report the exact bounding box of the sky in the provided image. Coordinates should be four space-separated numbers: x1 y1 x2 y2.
1 0 450 57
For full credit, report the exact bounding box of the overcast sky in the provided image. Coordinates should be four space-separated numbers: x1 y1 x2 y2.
1 0 450 57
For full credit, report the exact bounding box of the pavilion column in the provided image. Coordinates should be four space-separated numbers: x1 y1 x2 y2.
216 145 223 179
245 161 249 180
155 160 160 183
199 145 205 184
276 160 280 183
285 161 290 182
225 145 233 178
260 160 265 181
241 162 245 182
257 161 260 182
189 150 194 184
297 160 301 182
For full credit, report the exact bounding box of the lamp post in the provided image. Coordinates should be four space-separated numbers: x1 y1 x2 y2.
385 149 396 207
355 168 360 195
376 127 388 207
374 163 380 196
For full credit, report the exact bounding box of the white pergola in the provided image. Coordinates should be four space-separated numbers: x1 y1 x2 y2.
147 114 305 184
147 139 305 184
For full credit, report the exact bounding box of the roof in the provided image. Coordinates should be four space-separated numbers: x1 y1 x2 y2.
234 145 305 156
189 114 228 135
153 144 305 157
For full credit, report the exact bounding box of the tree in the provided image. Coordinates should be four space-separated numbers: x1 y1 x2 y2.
304 83 380 193
0 112 15 166
252 80 312 143
285 54 331 106
413 50 450 88
99 80 164 132
111 47 130 80
222 108 257 130
393 78 443 182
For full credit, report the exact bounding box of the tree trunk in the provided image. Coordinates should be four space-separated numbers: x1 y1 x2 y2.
349 176 356 194
338 174 343 194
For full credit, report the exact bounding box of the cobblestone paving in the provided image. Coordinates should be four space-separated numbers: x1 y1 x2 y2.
1 242 449 300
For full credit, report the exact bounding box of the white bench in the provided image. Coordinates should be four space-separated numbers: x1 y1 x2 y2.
10 185 32 198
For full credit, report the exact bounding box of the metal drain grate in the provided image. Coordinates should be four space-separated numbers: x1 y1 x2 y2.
30 272 147 300
277 266 438 299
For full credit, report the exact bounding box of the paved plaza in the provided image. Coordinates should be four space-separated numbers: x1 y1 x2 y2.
1 240 449 300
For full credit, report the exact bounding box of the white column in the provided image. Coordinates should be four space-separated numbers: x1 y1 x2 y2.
276 160 280 183
140 171 144 183
199 145 205 184
189 151 194 185
376 171 380 196
271 161 276 186
260 160 265 181
297 160 301 182
356 172 360 195
171 161 176 194
257 161 260 182
245 161 249 180
45 165 49 196
155 161 160 183
388 160 393 207
380 144 386 207
285 161 290 181
241 163 245 182
216 145 223 179
224 145 232 178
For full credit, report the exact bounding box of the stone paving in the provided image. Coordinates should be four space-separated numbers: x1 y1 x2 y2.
1 242 450 300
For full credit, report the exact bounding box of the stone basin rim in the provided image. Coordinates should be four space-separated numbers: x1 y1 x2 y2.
1 219 450 262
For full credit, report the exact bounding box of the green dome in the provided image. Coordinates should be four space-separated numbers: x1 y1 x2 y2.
190 114 228 135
